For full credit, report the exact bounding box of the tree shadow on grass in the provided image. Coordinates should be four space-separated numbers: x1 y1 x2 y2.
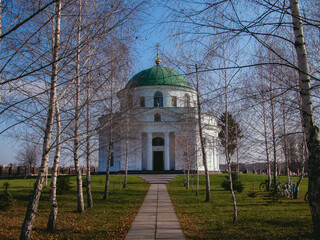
263 219 309 228
238 202 270 207
34 225 128 239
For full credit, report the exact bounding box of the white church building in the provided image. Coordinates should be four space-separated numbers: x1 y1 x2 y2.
98 56 220 172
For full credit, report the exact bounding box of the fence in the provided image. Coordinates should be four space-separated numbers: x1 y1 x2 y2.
225 168 303 176
0 166 98 177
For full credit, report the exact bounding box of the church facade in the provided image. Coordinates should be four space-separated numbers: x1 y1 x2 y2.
98 57 220 172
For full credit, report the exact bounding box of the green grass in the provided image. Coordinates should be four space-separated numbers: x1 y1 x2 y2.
167 174 313 240
0 175 149 240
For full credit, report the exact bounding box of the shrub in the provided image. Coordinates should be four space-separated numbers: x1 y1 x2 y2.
0 182 13 210
57 176 72 195
221 167 244 193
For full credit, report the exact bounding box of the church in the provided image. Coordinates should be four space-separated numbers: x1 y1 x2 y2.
98 54 220 172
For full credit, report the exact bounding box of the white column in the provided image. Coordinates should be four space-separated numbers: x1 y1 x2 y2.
164 132 170 170
147 132 153 170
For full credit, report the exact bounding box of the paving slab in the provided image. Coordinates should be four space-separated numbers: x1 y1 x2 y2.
139 174 179 184
125 175 185 240
156 228 185 239
157 221 181 229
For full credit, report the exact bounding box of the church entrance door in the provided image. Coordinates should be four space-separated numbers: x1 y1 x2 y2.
153 151 164 171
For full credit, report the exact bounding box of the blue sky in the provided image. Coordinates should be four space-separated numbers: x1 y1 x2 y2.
0 2 168 165
132 2 169 72
0 137 17 164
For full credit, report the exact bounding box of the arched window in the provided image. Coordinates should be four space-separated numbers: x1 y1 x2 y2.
152 137 164 146
154 113 161 122
184 94 190 107
140 96 145 107
154 91 163 107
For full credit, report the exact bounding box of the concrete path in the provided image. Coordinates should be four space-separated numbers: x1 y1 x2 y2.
125 175 185 240
139 174 179 184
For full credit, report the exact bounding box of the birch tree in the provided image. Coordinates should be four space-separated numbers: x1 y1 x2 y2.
195 65 211 202
20 0 61 238
85 57 93 208
102 73 114 201
219 111 242 223
165 1 319 233
289 1 320 236
47 101 61 232
260 82 272 190
73 0 84 213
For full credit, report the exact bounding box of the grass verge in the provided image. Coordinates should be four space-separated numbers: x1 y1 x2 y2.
167 174 312 240
0 175 149 240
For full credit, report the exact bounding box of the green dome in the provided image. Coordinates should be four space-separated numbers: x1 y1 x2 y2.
126 65 192 89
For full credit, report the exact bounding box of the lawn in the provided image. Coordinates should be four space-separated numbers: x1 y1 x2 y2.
167 174 313 240
0 175 150 240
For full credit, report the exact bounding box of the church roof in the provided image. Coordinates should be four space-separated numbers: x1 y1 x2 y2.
125 65 192 89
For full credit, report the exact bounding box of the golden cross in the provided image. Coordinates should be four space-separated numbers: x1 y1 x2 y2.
155 43 161 65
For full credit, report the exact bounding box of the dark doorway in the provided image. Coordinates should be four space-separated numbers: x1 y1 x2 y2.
153 151 164 171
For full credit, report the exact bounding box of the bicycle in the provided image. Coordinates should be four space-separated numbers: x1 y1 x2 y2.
259 180 269 192
259 179 282 192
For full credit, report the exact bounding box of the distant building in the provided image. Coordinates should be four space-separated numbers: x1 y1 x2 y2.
98 55 219 172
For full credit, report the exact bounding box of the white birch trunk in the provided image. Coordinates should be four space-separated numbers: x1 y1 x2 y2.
103 63 114 200
261 86 272 190
86 62 93 208
20 1 61 239
289 1 320 237
195 65 211 202
103 132 113 200
281 87 290 186
224 63 237 223
73 0 84 213
270 78 278 192
47 101 61 232
227 160 237 223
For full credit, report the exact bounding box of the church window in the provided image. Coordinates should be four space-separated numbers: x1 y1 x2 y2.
128 95 133 108
154 91 163 107
140 96 145 107
154 113 161 122
171 96 177 107
184 94 190 107
152 137 164 146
